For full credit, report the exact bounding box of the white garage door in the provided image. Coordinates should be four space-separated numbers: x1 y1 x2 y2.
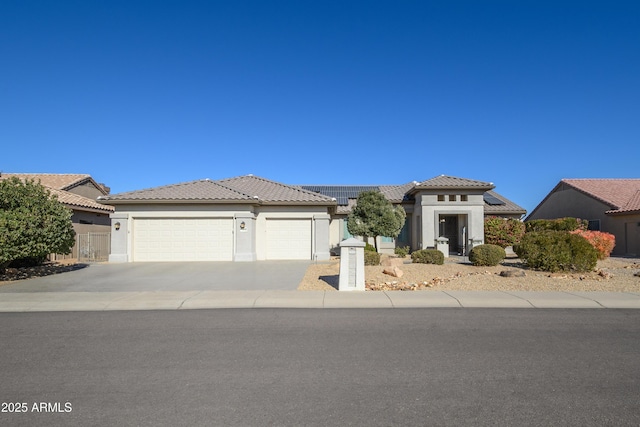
266 219 312 260
133 218 233 261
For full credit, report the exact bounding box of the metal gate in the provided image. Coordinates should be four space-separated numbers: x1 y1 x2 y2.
78 233 111 262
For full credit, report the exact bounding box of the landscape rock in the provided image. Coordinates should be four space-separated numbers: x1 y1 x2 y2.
381 256 404 268
499 270 526 278
382 267 404 278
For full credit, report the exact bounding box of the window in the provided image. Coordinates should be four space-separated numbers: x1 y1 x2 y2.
461 195 468 202
587 219 601 231
381 236 394 243
449 195 456 202
437 195 445 202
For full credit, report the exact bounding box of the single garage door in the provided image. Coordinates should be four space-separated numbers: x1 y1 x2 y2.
266 219 312 260
133 218 233 261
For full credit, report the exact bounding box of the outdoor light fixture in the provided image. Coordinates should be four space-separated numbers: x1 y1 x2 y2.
240 221 246 230
114 222 121 231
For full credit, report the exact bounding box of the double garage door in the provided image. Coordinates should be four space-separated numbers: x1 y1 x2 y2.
133 218 233 262
132 217 312 261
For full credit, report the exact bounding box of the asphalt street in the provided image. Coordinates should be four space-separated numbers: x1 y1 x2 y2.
1 309 639 426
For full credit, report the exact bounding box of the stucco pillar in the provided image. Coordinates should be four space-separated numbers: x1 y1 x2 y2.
234 213 256 261
108 213 129 263
313 214 331 261
338 238 366 291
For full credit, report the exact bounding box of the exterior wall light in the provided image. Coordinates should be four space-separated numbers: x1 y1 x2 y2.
240 221 246 230
114 222 121 231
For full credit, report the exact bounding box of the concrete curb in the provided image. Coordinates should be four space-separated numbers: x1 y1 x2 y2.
0 290 639 311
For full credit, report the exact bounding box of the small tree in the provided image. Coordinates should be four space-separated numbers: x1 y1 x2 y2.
0 177 76 270
484 216 526 248
347 190 405 252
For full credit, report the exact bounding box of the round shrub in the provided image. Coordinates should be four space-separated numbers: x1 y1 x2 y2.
394 246 410 257
469 244 506 266
364 251 380 266
364 243 377 252
411 249 444 265
514 231 598 273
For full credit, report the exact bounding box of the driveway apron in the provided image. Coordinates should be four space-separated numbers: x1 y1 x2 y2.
0 261 311 292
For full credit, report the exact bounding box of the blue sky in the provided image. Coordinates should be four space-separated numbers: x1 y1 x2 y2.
2 1 639 214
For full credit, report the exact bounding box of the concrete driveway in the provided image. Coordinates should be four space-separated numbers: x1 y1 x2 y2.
0 261 312 292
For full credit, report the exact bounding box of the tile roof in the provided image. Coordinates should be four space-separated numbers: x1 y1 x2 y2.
102 175 337 205
483 190 527 215
562 179 640 214
1 173 95 191
219 175 336 204
48 188 115 213
414 175 495 190
0 173 114 213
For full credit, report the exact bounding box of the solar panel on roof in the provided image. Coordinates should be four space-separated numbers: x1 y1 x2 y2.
300 185 379 205
483 193 506 206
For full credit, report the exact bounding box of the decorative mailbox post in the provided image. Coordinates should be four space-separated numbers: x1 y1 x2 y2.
436 236 449 258
338 238 366 291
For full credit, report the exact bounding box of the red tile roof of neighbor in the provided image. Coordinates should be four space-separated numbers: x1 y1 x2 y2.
562 179 640 214
0 173 114 213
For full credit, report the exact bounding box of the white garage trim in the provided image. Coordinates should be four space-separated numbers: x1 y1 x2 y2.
265 218 312 260
133 218 233 261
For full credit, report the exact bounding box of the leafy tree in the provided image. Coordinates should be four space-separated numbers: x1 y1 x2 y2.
347 190 405 252
0 177 76 270
484 216 526 248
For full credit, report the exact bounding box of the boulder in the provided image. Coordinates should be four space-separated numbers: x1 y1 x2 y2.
381 256 404 268
382 266 404 278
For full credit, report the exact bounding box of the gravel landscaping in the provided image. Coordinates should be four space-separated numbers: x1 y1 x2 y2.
297 255 640 292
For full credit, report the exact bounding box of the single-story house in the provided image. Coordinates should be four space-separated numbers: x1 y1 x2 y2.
527 179 640 256
98 174 525 262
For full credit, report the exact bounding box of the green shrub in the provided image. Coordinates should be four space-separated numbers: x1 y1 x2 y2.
9 255 48 268
411 249 444 265
364 251 380 266
364 243 377 252
394 246 410 257
525 217 588 233
484 217 526 248
469 244 506 266
514 231 598 272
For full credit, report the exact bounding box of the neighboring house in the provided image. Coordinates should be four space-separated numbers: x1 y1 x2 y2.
0 173 114 231
98 174 525 262
527 179 640 256
0 173 115 260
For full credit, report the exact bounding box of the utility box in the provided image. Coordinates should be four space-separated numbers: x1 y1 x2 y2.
436 236 449 258
339 238 366 291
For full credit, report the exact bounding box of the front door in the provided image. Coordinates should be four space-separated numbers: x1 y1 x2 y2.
440 215 459 254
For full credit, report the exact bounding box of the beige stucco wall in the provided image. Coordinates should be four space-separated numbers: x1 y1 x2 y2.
67 181 106 199
413 192 485 254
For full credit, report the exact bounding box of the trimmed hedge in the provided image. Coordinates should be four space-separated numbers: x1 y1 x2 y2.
364 250 381 266
513 231 597 272
469 244 506 266
411 249 444 265
525 217 588 233
365 243 377 252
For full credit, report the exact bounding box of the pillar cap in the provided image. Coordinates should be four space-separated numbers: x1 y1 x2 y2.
340 238 366 247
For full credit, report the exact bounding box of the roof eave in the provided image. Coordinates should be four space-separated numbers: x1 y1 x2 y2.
97 198 258 205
